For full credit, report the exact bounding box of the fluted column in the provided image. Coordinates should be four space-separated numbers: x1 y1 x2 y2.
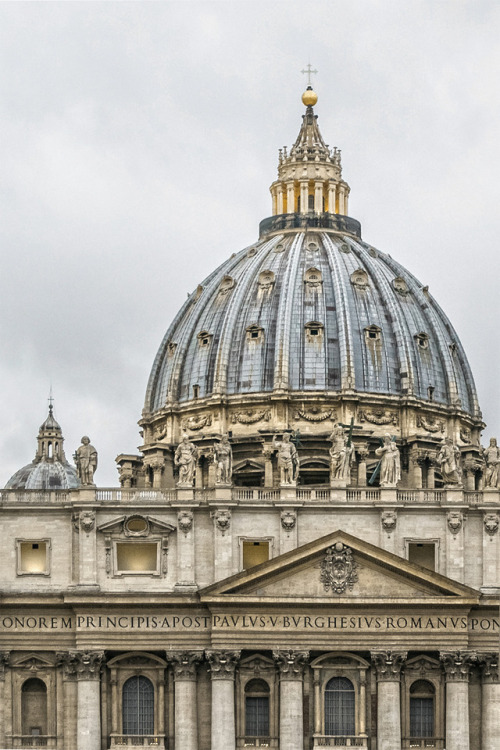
299 181 309 214
440 651 474 750
168 651 203 750
277 185 284 214
72 651 105 750
273 649 309 750
372 651 406 750
207 650 240 750
328 184 337 214
478 653 500 749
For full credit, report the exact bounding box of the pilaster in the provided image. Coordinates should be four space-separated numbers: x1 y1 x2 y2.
175 509 197 591
478 653 500 750
168 651 204 750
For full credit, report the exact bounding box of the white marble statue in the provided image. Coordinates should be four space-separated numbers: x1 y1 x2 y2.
214 435 232 485
483 437 500 488
272 433 299 485
175 434 198 486
375 434 401 488
329 424 354 481
437 437 462 485
74 436 98 486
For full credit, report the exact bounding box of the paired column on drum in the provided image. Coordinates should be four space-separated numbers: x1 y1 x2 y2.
207 650 240 750
478 653 500 750
372 651 406 750
440 651 474 750
273 649 309 750
168 651 203 750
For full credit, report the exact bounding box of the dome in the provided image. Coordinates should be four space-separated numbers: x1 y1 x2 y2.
5 406 80 490
145 230 479 416
133 89 482 483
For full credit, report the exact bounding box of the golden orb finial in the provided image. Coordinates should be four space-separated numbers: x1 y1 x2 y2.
302 85 318 107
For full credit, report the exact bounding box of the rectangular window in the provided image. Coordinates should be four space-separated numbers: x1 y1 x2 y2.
242 541 270 570
115 542 159 574
17 540 50 575
245 696 270 736
408 542 436 572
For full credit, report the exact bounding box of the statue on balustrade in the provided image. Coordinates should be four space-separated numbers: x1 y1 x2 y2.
175 434 198 486
329 423 354 481
214 434 232 485
437 437 462 486
74 436 98 486
375 434 401 488
483 437 500 488
272 433 299 485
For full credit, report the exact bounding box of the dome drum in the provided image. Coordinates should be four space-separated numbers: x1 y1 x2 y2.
258 212 361 239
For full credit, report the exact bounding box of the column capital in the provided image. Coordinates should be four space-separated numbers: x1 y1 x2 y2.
273 649 309 679
371 650 407 681
64 650 105 680
440 651 477 681
167 650 203 680
477 652 499 683
206 650 240 680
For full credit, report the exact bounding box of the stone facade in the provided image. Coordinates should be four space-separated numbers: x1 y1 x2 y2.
1 87 499 749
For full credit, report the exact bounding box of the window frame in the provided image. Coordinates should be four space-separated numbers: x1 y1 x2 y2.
16 539 51 577
239 536 274 571
405 538 440 573
112 539 162 577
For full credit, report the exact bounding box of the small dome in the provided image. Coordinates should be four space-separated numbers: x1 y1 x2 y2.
4 405 80 491
5 460 79 490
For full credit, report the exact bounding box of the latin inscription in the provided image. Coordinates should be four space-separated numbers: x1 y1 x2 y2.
0 613 498 633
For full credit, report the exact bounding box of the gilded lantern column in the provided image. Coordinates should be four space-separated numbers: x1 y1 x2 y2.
73 651 105 750
372 651 406 750
440 651 475 750
207 650 240 750
478 653 500 749
168 651 203 750
273 649 309 750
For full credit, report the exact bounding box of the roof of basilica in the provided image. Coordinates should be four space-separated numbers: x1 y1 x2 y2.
143 87 480 423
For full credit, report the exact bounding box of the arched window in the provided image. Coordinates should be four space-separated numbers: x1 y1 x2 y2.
245 678 270 738
21 678 47 737
410 680 435 738
324 676 355 736
122 676 154 735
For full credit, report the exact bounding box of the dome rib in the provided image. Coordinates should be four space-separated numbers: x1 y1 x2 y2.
322 234 356 389
273 234 303 390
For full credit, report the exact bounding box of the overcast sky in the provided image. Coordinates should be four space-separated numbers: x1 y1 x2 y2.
1 1 499 486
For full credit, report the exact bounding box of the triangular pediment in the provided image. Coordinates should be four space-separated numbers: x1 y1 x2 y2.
200 530 479 604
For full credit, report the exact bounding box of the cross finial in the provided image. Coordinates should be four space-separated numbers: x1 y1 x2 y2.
48 386 54 414
301 63 318 87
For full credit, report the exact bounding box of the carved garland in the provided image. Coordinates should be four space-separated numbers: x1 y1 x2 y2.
183 414 212 431
231 410 270 424
359 409 398 426
294 407 334 422
417 415 444 433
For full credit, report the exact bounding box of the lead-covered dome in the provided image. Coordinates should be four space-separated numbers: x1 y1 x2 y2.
145 228 479 417
5 406 79 490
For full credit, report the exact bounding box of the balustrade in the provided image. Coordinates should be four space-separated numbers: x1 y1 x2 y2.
111 737 163 747
314 738 367 747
